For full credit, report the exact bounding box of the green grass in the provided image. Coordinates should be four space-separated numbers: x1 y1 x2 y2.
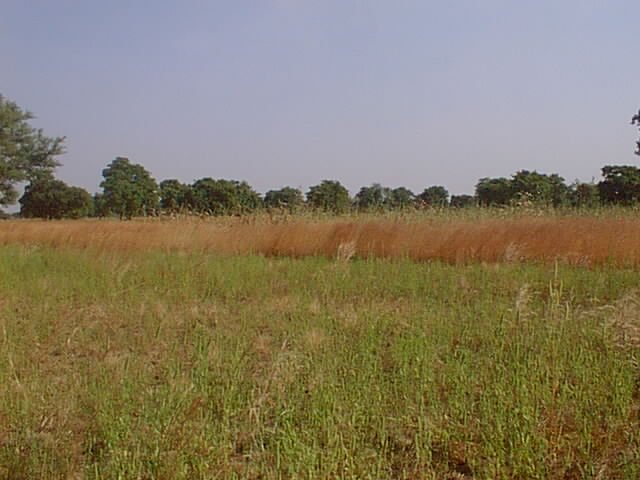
0 245 639 479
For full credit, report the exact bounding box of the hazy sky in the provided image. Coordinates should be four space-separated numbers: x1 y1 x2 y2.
2 1 639 197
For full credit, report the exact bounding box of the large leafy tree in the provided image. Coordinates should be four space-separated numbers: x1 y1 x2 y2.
510 170 569 207
0 94 65 207
234 180 263 213
354 183 393 211
92 193 110 218
186 178 261 215
159 179 191 213
598 165 640 205
19 177 92 219
389 187 415 209
264 186 304 211
476 177 513 206
100 157 159 219
306 180 351 213
569 182 600 208
450 194 475 208
417 185 449 207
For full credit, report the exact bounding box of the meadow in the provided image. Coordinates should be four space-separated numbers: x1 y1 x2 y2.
1 212 639 479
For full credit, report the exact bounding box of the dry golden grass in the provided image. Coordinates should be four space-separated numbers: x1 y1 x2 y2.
1 215 640 265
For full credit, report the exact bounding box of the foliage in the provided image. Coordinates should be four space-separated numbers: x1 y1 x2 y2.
186 178 261 215
159 179 191 213
476 177 513 206
353 183 393 210
417 185 449 207
598 165 640 205
306 180 351 213
476 171 569 207
18 177 92 219
354 185 417 210
91 193 110 218
510 170 569 207
450 194 475 208
100 157 159 219
0 94 65 207
389 187 415 209
569 181 600 208
264 186 304 211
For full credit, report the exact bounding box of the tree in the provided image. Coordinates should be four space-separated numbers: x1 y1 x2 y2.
264 186 304 211
306 180 351 213
450 194 475 208
598 165 640 205
569 181 600 208
100 157 158 219
0 94 65 207
475 177 513 206
186 178 261 215
417 185 449 207
19 177 92 219
510 170 569 207
389 187 415 209
633 110 640 156
159 179 191 213
92 193 110 218
234 180 263 213
353 183 393 211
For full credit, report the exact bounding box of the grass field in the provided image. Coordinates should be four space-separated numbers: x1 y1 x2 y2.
1 216 639 478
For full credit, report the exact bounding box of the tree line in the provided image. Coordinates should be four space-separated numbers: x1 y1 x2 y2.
3 93 640 219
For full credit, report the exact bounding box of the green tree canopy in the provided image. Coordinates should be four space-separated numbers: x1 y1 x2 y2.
476 177 513 206
100 157 158 219
354 183 393 211
159 179 191 213
186 178 261 215
569 181 600 208
417 185 449 207
264 186 304 211
0 94 65 207
598 165 640 205
19 177 92 219
306 180 351 213
510 170 569 207
92 193 110 218
389 187 415 209
234 181 263 213
450 194 475 208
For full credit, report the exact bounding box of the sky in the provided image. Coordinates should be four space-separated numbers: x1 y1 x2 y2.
2 0 639 198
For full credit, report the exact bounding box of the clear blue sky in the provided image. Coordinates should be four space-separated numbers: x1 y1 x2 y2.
2 1 639 197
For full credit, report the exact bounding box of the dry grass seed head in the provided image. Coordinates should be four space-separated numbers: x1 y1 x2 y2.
302 327 327 352
602 292 640 350
514 283 533 320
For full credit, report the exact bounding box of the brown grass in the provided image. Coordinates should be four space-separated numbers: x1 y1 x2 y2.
1 216 640 265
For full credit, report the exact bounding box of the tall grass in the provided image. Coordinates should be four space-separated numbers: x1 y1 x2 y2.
0 246 638 478
2 213 640 265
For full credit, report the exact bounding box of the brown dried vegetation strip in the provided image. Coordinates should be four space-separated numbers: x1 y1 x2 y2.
2 215 640 265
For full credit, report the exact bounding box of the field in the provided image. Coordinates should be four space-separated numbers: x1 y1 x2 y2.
1 213 639 479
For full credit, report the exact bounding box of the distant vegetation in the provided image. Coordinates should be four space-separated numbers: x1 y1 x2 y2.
3 93 640 219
